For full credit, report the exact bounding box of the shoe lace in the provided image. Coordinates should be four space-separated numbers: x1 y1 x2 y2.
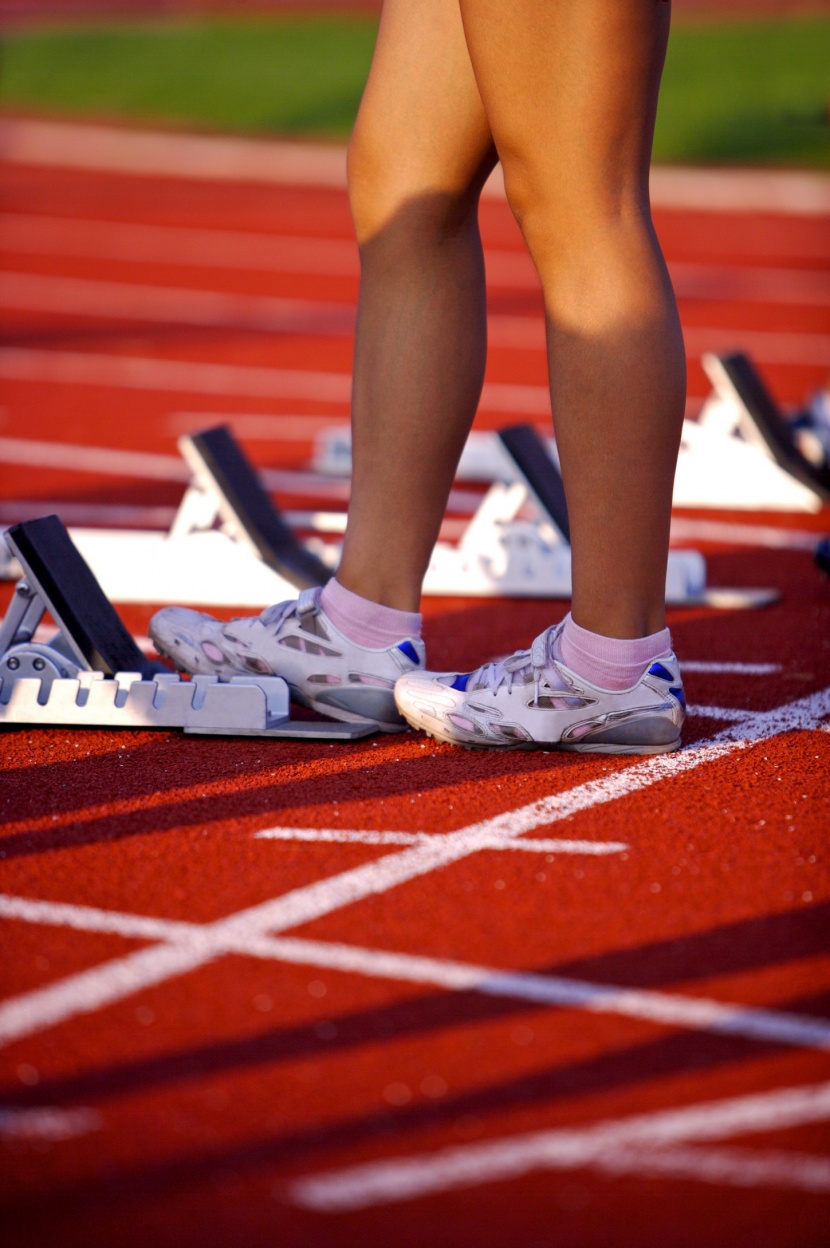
258 586 320 633
469 626 559 704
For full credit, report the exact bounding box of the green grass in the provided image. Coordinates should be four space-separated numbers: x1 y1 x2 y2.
1 13 828 166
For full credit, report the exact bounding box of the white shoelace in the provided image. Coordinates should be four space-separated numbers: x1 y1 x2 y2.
259 586 320 633
469 626 564 704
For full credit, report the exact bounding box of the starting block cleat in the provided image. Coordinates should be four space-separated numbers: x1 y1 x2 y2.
0 426 334 607
312 353 827 513
0 516 374 740
420 425 778 608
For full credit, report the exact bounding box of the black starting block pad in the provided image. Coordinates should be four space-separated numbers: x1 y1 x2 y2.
180 426 333 588
707 352 830 504
0 516 373 740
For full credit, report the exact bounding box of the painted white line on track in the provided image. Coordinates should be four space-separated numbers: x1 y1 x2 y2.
0 436 479 512
2 896 830 1054
10 273 823 367
4 119 830 214
0 1106 101 1141
670 518 822 552
289 1079 830 1210
167 412 352 439
0 686 827 1046
0 349 552 415
3 214 361 277
0 685 827 1047
489 316 830 366
682 661 781 675
0 271 355 334
5 215 828 305
255 828 627 854
0 687 826 1048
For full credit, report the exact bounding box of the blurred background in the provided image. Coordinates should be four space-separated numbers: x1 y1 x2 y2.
1 0 828 166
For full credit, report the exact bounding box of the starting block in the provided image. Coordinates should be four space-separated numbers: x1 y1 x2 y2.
0 426 333 607
312 352 828 514
0 516 373 740
418 425 777 608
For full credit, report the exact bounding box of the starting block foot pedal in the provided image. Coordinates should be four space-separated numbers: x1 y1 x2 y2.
0 516 374 741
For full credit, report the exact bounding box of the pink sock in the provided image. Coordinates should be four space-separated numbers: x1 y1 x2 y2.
319 578 422 649
555 612 672 691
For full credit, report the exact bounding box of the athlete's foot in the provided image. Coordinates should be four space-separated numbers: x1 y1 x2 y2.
394 621 684 753
148 588 425 733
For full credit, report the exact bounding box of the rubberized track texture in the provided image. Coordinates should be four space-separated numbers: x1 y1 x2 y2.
1 121 829 1248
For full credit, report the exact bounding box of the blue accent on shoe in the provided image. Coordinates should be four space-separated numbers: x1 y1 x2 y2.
450 673 471 691
397 640 420 665
670 685 686 709
648 662 674 682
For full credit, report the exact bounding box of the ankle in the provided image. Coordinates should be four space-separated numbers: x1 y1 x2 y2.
555 613 672 691
319 578 422 650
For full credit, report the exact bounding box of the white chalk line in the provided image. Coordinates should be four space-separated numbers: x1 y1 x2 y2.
490 315 830 366
2 895 829 1055
3 271 827 367
0 348 552 415
0 1105 101 1141
0 271 356 334
670 517 823 552
289 1079 830 1210
6 214 828 305
682 661 781 675
254 828 627 854
4 119 830 215
0 684 827 1050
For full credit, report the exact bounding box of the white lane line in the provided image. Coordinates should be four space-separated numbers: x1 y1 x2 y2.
0 349 552 415
582 1144 830 1191
688 705 752 722
3 214 361 277
0 271 356 333
682 662 781 675
0 686 826 1048
670 517 823 552
4 119 830 215
254 827 627 854
0 1106 101 1141
490 316 830 367
289 1079 830 1210
5 217 828 306
3 896 829 1053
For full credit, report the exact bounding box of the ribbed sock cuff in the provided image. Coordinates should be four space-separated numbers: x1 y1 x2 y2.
319 578 422 650
557 613 672 691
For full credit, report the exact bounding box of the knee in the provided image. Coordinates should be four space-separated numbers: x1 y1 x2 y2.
347 122 483 251
500 152 652 276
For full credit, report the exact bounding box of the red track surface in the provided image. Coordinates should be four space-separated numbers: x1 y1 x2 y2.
1 132 830 1247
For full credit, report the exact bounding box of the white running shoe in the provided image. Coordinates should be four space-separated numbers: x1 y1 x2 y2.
394 623 685 753
149 587 425 732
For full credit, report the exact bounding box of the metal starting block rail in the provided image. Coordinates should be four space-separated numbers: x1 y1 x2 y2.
0 516 373 740
313 352 829 515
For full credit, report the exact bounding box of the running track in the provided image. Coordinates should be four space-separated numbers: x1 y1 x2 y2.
1 118 829 1248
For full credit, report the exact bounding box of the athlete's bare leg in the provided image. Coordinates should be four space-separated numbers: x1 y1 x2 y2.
336 0 497 611
458 0 684 638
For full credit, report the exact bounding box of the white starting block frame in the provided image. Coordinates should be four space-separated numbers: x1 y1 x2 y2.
0 517 373 741
0 408 778 611
313 352 828 515
0 427 333 609
411 424 776 609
